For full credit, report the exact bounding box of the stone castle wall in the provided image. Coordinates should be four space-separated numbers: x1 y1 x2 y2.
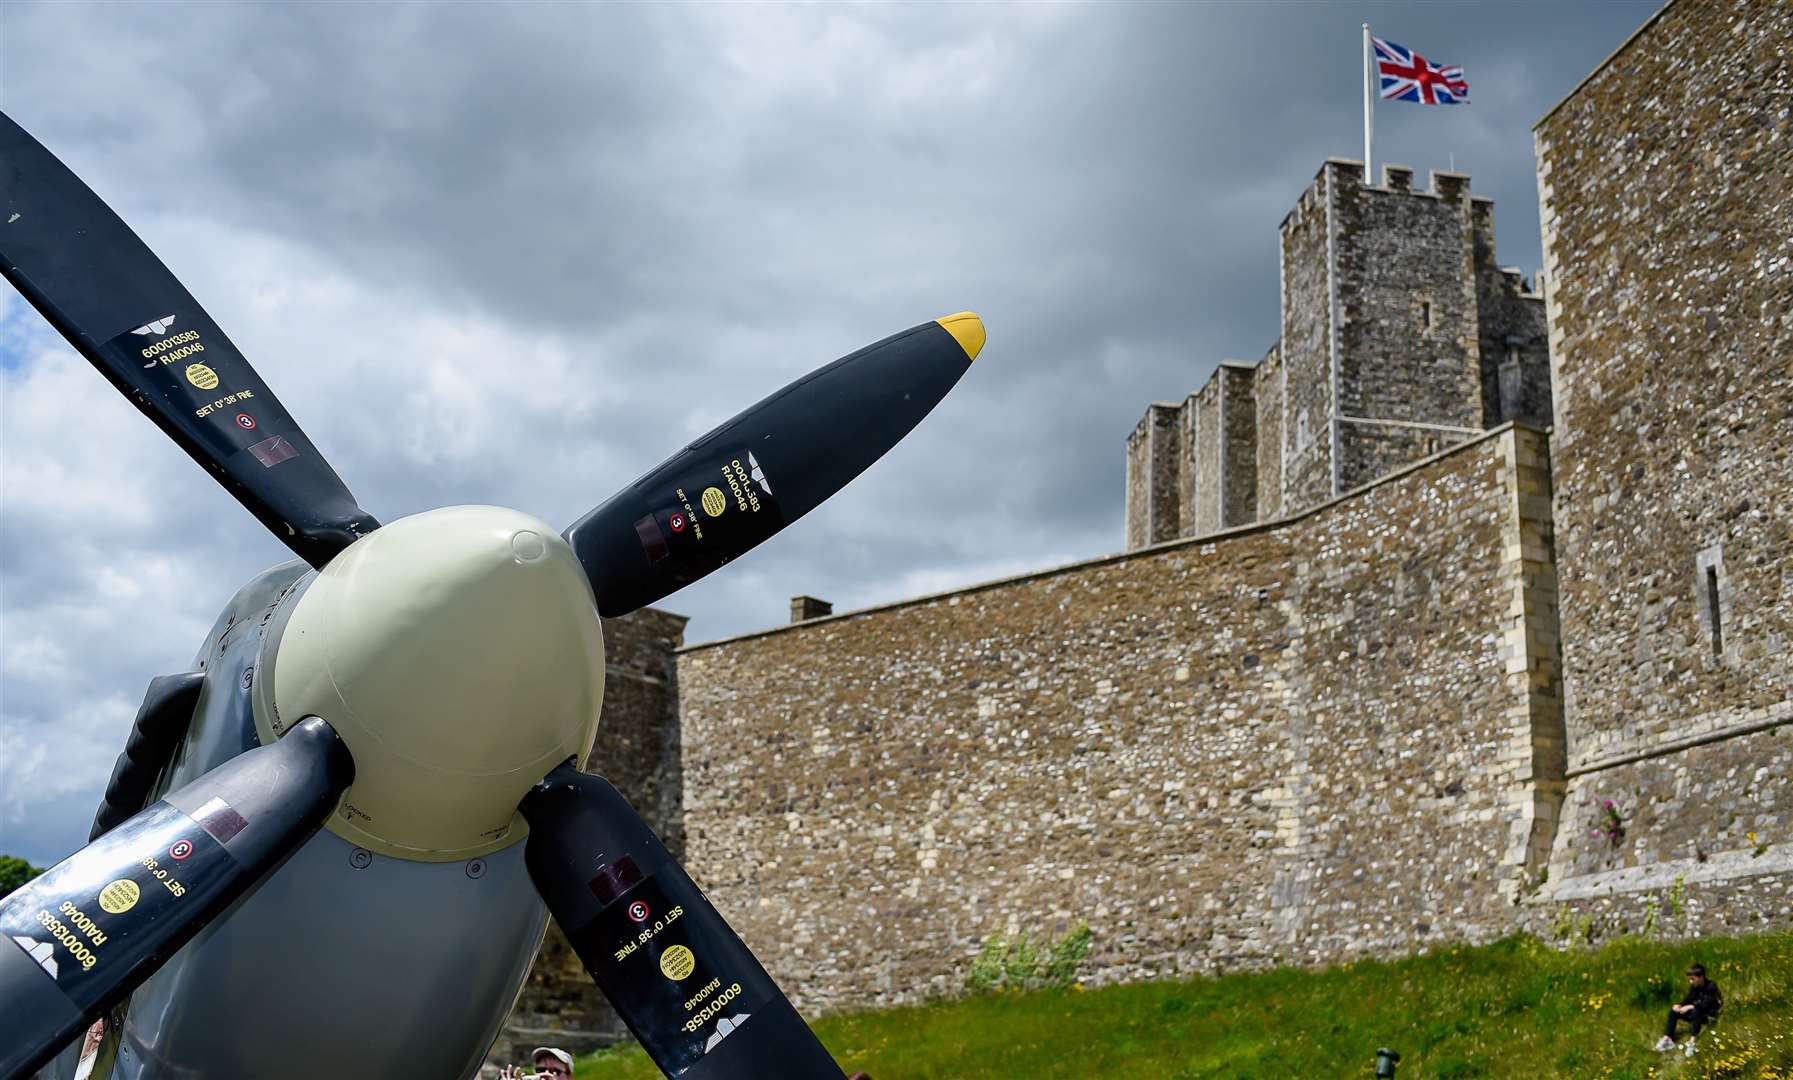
677 427 1560 1012
1525 0 1793 928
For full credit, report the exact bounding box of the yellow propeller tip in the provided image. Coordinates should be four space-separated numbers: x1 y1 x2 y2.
935 311 985 361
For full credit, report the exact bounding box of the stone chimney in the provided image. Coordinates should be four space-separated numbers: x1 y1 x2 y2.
790 595 833 623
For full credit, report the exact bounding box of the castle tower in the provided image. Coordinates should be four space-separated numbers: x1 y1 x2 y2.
1125 160 1549 549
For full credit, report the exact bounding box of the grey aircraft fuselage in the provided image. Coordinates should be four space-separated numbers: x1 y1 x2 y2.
38 562 548 1080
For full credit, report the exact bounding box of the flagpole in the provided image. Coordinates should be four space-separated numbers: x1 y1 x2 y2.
1363 23 1373 187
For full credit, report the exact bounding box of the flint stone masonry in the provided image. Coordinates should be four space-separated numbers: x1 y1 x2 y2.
1125 403 1183 550
1126 160 1549 551
1187 386 1218 535
1254 342 1285 520
1527 0 1793 920
1221 364 1259 528
1278 170 1337 516
678 427 1559 1011
1185 364 1258 534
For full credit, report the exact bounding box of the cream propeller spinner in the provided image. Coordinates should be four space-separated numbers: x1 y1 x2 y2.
255 506 607 861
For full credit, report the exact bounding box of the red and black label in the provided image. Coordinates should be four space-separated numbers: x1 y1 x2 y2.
95 311 305 469
631 446 786 579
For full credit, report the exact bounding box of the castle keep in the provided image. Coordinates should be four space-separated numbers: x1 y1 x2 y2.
499 0 1790 1054
1125 163 1550 549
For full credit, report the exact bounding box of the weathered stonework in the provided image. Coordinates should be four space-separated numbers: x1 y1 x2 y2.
1473 199 1552 429
1278 171 1337 515
1124 403 1184 550
1254 342 1284 521
1126 159 1547 550
1176 392 1200 539
1189 382 1220 535
1526 0 1793 925
678 427 1561 1010
1220 364 1258 527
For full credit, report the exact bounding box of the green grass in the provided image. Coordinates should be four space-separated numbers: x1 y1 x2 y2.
574 931 1792 1079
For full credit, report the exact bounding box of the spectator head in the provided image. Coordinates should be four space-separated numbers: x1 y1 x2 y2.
531 1047 575 1077
848 1074 875 1080
1686 963 1707 983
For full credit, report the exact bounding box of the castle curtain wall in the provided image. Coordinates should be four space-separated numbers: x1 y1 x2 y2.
677 427 1557 1011
1530 0 1793 928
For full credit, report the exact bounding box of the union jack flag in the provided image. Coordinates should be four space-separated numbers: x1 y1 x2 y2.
1374 36 1469 105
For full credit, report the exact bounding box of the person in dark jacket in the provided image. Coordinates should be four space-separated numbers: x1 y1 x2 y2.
1655 962 1722 1054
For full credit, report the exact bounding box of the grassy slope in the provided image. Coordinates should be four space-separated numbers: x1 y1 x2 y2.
573 931 1791 1080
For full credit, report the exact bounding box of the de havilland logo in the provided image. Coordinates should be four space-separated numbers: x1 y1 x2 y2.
12 936 58 980
747 452 772 496
131 315 177 336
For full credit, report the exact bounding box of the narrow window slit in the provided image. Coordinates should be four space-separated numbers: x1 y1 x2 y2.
1705 565 1724 659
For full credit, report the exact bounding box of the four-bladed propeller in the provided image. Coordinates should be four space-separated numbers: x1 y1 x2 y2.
1 108 982 1078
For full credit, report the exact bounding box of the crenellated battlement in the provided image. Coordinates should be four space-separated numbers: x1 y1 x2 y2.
1130 156 1550 548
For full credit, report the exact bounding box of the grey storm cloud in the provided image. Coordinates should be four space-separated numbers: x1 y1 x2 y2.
1 2 1650 865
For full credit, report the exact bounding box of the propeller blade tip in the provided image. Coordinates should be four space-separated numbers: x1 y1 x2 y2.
935 311 985 361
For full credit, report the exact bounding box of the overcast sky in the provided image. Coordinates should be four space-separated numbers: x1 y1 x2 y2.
1 1 1653 866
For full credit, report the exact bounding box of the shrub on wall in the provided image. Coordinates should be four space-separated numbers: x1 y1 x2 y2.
965 923 1092 993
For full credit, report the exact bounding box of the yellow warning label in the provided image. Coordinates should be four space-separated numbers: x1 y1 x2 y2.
185 363 219 390
98 879 140 914
701 487 727 518
660 944 696 981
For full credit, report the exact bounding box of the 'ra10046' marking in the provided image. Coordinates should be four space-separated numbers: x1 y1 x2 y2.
33 909 100 971
138 329 201 360
55 901 109 946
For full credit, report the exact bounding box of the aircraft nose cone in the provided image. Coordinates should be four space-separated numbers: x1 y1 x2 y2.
267 505 605 861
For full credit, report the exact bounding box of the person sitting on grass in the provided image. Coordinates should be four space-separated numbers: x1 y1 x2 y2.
1655 962 1722 1056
